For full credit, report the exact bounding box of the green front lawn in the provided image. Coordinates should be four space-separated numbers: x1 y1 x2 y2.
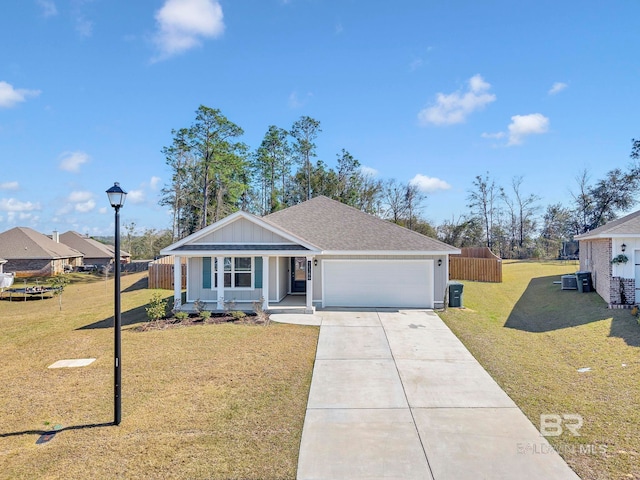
439 261 640 480
0 272 318 479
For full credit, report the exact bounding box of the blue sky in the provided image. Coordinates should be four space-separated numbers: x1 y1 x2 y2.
1 0 639 237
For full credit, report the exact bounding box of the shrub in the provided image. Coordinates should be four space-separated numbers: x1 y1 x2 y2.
146 292 168 322
200 310 212 320
253 297 270 326
230 310 246 320
175 311 189 321
193 299 206 314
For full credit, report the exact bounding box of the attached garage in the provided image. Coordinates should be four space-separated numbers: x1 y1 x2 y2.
322 259 434 308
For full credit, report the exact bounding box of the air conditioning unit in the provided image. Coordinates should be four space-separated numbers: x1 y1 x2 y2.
561 275 578 290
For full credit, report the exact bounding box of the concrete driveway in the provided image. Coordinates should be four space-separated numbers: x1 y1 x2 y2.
272 309 581 480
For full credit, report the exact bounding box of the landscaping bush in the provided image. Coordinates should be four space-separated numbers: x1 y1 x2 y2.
145 292 168 322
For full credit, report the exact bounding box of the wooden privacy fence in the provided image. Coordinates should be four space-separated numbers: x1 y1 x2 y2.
148 256 186 290
449 247 502 283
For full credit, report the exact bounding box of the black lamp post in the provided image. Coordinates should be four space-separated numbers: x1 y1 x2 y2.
106 182 127 425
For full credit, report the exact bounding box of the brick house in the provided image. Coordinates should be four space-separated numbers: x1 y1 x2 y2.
58 230 131 266
0 227 84 277
575 209 640 308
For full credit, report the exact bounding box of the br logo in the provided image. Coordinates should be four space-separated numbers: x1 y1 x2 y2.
540 414 583 437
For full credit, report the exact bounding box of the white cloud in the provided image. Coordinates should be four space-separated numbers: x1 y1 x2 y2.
0 81 41 108
153 0 224 60
55 204 72 215
288 91 313 109
37 0 58 17
75 199 96 213
0 181 19 191
150 176 162 189
507 113 550 146
127 189 145 204
409 58 423 71
59 151 90 172
360 166 378 177
409 174 451 193
549 82 568 95
481 131 506 139
0 198 41 212
98 206 108 214
68 190 93 202
63 191 96 213
75 15 93 37
418 74 496 126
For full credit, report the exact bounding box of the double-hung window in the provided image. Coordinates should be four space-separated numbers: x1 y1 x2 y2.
214 257 253 289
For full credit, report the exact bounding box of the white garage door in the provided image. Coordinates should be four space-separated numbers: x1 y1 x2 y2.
323 259 433 308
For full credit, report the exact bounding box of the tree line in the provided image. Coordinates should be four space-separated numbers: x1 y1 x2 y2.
154 104 639 260
158 105 430 241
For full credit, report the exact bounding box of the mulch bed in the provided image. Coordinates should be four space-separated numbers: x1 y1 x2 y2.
134 313 270 331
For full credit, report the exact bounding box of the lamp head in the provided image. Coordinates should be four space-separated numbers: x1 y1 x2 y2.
106 182 127 208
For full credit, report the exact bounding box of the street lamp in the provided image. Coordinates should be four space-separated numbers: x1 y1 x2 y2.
106 182 127 425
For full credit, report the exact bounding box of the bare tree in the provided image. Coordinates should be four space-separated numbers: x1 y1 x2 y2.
467 173 500 249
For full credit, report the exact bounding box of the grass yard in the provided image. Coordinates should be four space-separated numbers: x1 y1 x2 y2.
439 261 640 480
0 272 318 480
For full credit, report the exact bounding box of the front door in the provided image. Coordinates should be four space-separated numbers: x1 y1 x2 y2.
291 257 307 293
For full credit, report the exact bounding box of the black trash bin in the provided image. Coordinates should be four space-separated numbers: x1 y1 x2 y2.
449 282 464 307
576 271 592 293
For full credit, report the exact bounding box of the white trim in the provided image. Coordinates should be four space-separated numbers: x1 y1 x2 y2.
320 249 460 255
173 255 181 309
216 256 224 310
213 256 255 291
160 211 321 255
162 249 317 257
576 233 640 240
262 256 269 310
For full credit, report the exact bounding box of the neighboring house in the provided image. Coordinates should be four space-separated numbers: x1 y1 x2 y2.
575 209 640 307
161 196 460 313
103 244 132 264
58 230 130 266
0 227 84 277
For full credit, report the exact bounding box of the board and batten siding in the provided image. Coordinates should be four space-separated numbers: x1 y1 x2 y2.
194 217 292 244
187 257 263 304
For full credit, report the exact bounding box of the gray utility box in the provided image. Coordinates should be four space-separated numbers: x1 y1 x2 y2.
576 271 593 293
561 275 578 290
448 282 464 308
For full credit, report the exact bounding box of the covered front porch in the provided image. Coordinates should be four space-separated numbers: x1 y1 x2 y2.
177 293 310 314
171 254 317 315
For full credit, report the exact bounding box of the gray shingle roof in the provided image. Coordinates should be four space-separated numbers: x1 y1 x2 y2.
575 209 640 239
59 231 115 260
0 227 84 260
264 196 457 253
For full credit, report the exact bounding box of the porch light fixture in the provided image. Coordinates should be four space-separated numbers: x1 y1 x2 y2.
438 259 443 267
621 243 627 252
314 259 318 267
106 182 127 426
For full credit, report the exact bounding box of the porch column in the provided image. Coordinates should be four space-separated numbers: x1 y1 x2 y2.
216 256 225 311
262 256 269 311
173 255 182 310
305 256 313 314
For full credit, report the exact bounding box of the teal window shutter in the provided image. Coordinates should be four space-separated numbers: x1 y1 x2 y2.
202 257 211 289
254 257 263 288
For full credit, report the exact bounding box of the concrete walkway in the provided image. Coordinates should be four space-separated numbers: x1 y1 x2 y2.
271 309 581 480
